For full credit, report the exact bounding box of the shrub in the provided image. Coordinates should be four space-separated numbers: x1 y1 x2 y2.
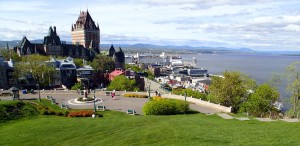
71 83 84 90
77 97 94 101
172 88 207 100
124 93 148 98
143 99 189 115
152 96 164 101
68 110 94 117
0 101 39 122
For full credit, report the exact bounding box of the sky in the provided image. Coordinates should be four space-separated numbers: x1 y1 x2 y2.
1 0 300 51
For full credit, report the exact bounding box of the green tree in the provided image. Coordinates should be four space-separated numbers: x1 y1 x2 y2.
14 55 56 87
73 58 83 67
107 75 139 91
89 54 115 72
239 84 279 117
286 62 300 118
125 64 143 72
208 71 257 112
0 49 22 62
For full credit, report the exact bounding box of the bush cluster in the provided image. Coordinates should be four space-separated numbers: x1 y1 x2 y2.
143 99 189 115
152 96 164 101
36 105 67 116
71 83 84 90
77 97 94 101
68 110 94 117
0 101 39 122
172 88 207 100
123 93 148 98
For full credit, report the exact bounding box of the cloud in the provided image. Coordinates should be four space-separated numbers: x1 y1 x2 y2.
142 0 285 9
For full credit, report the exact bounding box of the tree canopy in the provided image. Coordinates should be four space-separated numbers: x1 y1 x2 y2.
14 54 56 87
239 83 279 116
0 49 22 62
208 71 257 112
125 64 143 72
107 75 139 91
286 61 300 118
89 54 115 72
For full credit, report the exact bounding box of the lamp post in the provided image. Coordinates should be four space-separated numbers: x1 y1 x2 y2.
184 91 187 104
184 91 187 114
148 81 151 99
36 83 41 102
93 90 96 113
11 86 19 100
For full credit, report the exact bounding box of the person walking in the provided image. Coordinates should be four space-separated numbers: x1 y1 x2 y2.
111 89 116 99
155 90 158 96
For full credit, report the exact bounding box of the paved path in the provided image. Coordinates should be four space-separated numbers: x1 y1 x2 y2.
0 92 220 115
144 78 168 94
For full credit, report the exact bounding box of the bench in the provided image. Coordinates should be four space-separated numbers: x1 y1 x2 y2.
61 104 69 109
51 99 56 104
105 92 111 96
46 95 53 100
127 109 136 115
97 105 106 111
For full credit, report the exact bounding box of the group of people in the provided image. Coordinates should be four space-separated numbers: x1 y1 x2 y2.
155 90 161 97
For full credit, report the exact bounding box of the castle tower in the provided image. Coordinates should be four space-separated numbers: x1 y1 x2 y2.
71 10 100 54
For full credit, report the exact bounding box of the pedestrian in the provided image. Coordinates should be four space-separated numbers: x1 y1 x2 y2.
111 89 116 99
155 90 158 96
111 92 115 99
158 92 161 97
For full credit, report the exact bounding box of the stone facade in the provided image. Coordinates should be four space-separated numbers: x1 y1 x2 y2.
13 26 96 61
0 56 7 89
108 45 125 69
71 10 100 54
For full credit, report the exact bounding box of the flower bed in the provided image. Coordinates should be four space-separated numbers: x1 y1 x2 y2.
77 97 94 101
68 110 94 117
124 93 148 98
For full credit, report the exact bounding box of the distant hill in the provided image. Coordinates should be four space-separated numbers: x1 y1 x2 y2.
1 40 300 55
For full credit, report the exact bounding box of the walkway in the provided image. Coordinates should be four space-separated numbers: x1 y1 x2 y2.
1 91 220 115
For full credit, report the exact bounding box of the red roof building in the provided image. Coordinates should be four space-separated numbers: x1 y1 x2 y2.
109 69 125 81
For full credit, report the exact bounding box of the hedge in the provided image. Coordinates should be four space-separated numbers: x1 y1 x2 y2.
0 101 39 122
143 99 189 115
123 93 148 98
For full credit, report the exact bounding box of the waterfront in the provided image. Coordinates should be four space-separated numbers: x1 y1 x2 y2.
182 53 300 109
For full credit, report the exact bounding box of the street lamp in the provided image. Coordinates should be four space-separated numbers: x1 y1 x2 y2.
36 83 41 102
184 91 187 104
11 86 19 100
93 90 96 113
184 91 187 114
148 81 151 99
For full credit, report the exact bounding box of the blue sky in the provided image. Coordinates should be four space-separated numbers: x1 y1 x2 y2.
1 0 300 51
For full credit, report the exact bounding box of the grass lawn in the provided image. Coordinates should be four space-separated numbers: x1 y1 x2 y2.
1 111 300 146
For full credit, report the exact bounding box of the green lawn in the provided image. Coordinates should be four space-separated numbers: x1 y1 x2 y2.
0 111 299 146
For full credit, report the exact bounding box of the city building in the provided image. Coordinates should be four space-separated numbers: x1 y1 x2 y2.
14 26 96 61
0 55 7 89
108 45 125 69
47 57 77 89
13 10 100 61
71 10 100 54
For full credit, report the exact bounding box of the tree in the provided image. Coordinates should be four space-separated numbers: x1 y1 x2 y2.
239 84 279 117
286 62 300 118
107 75 139 91
208 71 257 112
14 55 56 87
0 49 22 62
89 54 115 72
125 64 143 72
